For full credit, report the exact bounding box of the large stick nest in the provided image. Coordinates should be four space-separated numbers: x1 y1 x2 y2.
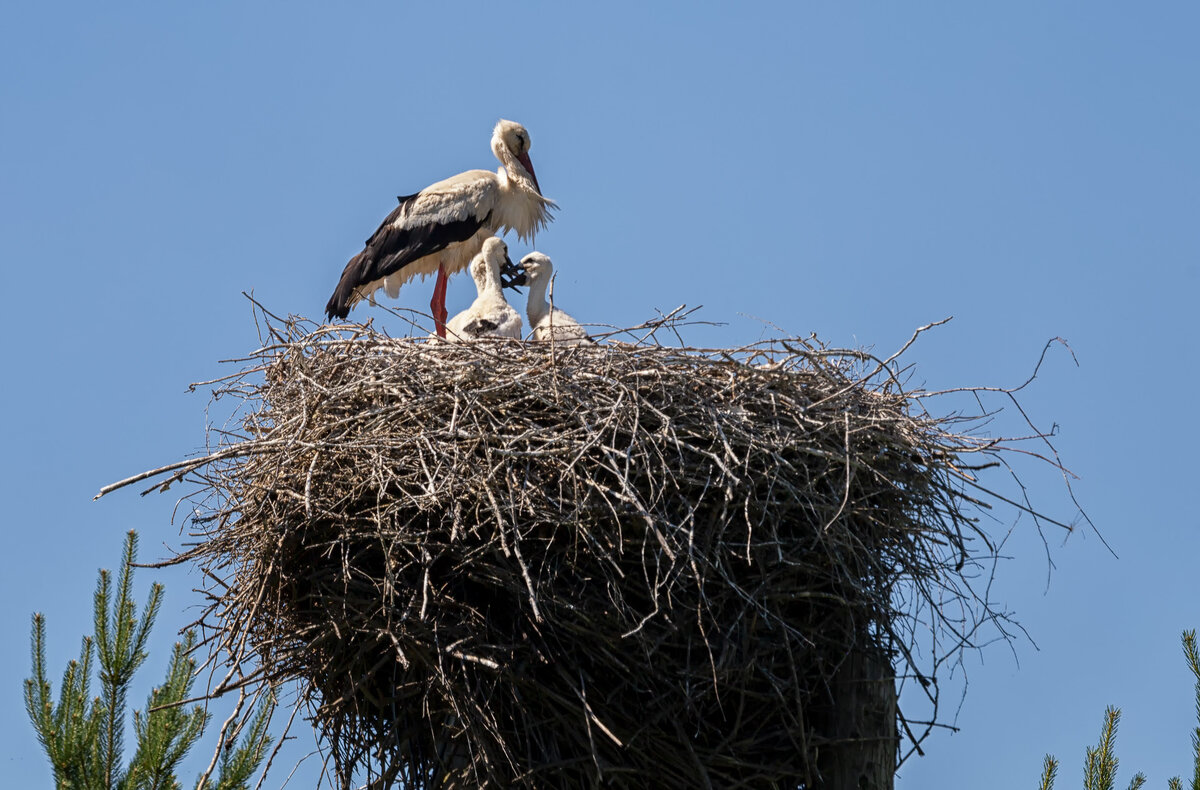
113 309 1080 788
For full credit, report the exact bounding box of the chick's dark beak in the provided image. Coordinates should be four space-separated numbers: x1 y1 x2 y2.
500 255 526 292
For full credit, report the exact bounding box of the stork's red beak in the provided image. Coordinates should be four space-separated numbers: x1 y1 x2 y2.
517 151 542 195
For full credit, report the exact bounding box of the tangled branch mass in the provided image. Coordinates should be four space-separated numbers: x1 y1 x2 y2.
115 311 1072 789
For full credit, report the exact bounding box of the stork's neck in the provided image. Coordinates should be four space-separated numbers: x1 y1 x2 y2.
479 261 505 299
495 166 556 241
525 275 550 328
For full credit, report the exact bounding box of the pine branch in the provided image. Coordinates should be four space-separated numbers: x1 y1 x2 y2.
94 563 120 789
69 636 103 788
1183 630 1200 790
1038 754 1058 790
97 531 166 788
95 532 157 788
205 691 276 790
126 631 209 789
25 611 105 789
1083 706 1122 790
24 615 55 761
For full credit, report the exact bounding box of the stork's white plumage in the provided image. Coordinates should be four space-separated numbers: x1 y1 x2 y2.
519 252 591 344
325 120 555 337
443 238 523 342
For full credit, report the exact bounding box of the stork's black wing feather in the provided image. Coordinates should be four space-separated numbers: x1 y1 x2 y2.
325 190 493 320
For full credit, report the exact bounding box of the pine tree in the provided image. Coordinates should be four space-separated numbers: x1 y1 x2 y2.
1039 631 1200 790
24 530 275 790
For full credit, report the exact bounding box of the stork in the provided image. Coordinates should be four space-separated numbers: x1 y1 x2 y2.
516 252 591 344
325 119 555 337
443 237 523 342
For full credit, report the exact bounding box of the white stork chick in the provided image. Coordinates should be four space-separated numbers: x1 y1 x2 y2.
326 119 556 337
443 238 523 342
518 253 591 344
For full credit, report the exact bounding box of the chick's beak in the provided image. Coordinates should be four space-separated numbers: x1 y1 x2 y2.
500 256 526 291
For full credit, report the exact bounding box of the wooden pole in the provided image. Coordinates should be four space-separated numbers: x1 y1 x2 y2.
815 645 898 790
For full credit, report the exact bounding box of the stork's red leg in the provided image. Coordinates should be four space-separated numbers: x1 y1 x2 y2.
431 264 449 338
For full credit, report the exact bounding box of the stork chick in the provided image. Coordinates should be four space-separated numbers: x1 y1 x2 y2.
517 253 591 344
444 238 523 341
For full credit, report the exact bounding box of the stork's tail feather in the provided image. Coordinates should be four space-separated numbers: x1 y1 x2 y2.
325 289 352 321
326 253 367 321
325 297 350 321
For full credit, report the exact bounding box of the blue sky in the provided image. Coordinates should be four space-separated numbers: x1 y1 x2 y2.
2 2 1197 786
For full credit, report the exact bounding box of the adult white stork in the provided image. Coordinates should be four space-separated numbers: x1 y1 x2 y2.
443 237 523 341
325 119 556 337
516 252 592 344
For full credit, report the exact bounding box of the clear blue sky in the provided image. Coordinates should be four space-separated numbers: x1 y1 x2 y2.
3 3 1197 786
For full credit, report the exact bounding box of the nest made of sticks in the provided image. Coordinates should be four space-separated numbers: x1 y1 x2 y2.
108 308 1079 789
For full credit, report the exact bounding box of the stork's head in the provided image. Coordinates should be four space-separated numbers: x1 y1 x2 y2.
473 237 514 286
506 251 551 289
492 119 542 195
480 236 509 268
518 252 553 285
